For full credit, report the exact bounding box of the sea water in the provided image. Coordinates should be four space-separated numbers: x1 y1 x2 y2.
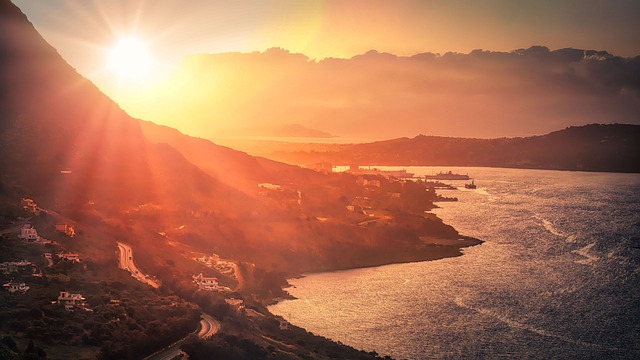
269 167 640 359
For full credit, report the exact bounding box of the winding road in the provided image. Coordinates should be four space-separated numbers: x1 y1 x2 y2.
145 314 221 360
117 242 221 359
116 241 160 288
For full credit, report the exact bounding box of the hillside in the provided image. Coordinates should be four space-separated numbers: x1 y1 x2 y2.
138 120 323 193
0 1 479 358
257 124 640 173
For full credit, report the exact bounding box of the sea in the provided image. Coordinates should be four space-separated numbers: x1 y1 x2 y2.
269 167 640 359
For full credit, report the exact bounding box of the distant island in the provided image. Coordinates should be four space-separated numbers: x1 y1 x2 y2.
222 123 337 139
239 124 640 174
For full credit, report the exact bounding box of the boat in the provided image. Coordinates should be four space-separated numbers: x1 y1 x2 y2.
464 179 477 189
425 171 470 180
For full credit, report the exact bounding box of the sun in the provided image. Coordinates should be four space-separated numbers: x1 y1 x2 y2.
108 37 152 80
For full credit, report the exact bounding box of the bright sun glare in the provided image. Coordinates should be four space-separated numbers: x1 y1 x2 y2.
108 38 151 80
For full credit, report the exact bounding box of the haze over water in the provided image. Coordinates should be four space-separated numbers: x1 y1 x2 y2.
270 167 640 359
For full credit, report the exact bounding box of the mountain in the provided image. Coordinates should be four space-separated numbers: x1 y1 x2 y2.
138 120 322 193
222 123 336 139
255 124 640 173
0 0 250 219
0 0 475 276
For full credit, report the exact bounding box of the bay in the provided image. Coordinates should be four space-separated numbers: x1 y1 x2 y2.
269 167 640 359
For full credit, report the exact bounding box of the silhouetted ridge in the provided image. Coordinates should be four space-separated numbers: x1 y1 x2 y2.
0 0 244 215
275 124 640 173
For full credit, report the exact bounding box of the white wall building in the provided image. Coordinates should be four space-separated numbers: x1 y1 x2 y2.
57 291 86 310
3 280 29 293
18 225 39 241
192 273 219 291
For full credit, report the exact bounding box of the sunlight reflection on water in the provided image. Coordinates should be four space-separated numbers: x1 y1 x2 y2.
270 167 640 359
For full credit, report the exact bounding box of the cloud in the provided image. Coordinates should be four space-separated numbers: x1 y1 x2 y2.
127 46 640 140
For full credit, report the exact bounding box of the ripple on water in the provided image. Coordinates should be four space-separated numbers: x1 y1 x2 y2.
270 168 640 359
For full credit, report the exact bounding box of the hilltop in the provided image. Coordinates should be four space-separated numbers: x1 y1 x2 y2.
245 124 640 173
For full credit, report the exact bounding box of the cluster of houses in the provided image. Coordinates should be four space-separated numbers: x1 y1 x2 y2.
1 260 39 294
0 260 37 275
3 282 89 311
16 223 75 242
194 254 236 278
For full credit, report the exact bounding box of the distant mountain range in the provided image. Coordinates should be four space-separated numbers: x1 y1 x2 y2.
220 123 336 139
256 124 640 173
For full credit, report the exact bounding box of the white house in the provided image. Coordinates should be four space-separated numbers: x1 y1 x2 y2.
57 252 80 263
57 291 86 310
225 298 245 311
55 224 76 237
192 273 219 291
18 225 39 241
258 183 283 191
20 198 39 213
3 280 30 293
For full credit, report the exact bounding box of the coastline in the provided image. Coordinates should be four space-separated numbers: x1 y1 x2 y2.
269 234 484 306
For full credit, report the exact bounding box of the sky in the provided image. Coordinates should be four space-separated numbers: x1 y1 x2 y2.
11 0 640 140
13 0 640 81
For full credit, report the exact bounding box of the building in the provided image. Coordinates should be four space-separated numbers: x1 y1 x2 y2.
55 224 76 237
20 198 39 213
57 252 80 263
356 177 381 188
57 291 87 310
225 298 244 310
0 260 36 275
192 273 219 291
18 225 39 242
3 280 30 293
310 161 334 173
258 183 283 191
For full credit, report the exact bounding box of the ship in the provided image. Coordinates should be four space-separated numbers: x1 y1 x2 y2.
425 171 470 180
347 165 414 179
464 179 477 189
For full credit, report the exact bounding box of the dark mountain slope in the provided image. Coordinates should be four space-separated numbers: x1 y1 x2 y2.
268 124 640 173
0 0 247 216
138 120 322 193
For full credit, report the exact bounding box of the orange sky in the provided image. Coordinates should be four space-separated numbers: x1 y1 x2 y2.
13 0 640 79
11 0 640 140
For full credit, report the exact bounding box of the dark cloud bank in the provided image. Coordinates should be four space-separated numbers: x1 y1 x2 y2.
161 46 640 140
